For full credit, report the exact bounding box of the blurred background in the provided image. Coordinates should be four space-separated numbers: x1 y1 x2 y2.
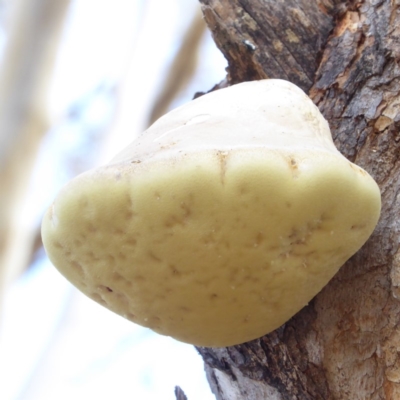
0 0 227 398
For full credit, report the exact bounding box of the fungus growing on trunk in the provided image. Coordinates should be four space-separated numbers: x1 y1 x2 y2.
41 80 381 347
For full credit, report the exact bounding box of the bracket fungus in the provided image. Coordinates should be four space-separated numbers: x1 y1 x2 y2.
41 79 381 347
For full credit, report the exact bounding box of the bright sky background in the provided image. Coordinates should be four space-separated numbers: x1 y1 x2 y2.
0 0 227 399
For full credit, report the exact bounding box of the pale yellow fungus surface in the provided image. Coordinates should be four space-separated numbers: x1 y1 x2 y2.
42 80 381 347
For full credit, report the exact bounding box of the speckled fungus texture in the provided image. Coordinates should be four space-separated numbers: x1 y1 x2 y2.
42 79 381 347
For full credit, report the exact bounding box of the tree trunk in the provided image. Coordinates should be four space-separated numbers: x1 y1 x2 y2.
197 1 400 399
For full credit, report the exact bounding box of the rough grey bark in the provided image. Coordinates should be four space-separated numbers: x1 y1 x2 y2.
197 0 400 399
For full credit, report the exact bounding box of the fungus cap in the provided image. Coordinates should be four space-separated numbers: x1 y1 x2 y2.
41 79 381 347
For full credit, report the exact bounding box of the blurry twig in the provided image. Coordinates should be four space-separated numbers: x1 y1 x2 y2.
0 0 71 307
147 7 206 125
174 385 188 400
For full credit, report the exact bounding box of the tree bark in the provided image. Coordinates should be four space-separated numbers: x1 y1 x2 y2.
197 0 400 399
